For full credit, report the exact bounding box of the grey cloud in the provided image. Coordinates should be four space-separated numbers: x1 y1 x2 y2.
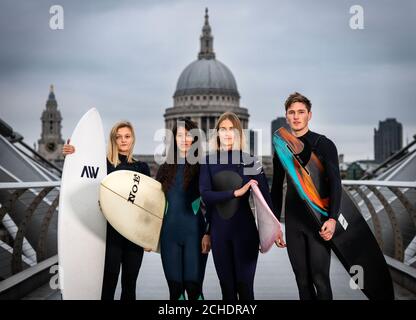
0 0 415 160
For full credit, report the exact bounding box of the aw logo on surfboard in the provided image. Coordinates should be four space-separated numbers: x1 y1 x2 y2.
80 165 100 179
128 173 141 203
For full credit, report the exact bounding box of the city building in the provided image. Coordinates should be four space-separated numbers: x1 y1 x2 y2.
374 118 403 163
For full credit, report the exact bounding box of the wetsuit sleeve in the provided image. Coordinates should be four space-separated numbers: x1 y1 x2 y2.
249 157 275 216
155 165 163 182
106 158 112 175
138 162 151 177
199 163 235 205
319 138 342 220
189 168 201 201
270 153 285 221
257 171 277 217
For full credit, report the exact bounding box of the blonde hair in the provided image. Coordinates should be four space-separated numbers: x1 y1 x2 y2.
211 112 246 151
107 121 136 167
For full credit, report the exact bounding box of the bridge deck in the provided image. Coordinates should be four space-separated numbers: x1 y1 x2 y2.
23 225 415 300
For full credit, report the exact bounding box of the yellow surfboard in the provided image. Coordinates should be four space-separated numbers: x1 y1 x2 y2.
99 170 166 252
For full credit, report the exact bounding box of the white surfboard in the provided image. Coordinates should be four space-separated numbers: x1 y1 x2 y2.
251 184 281 253
58 108 107 299
99 170 165 252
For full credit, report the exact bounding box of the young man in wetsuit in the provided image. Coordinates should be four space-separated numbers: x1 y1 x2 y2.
271 92 342 300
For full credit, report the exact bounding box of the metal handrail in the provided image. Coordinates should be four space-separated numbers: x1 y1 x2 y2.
0 182 60 279
343 180 416 188
0 181 60 190
342 180 416 263
342 180 416 293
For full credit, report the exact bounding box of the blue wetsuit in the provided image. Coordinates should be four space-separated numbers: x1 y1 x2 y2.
159 163 208 300
199 150 274 300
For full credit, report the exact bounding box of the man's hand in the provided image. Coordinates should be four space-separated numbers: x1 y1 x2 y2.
275 228 286 248
319 218 336 241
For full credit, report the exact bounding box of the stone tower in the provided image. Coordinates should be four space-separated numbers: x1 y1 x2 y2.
37 85 65 165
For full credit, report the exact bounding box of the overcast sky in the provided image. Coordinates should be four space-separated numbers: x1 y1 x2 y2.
0 0 415 162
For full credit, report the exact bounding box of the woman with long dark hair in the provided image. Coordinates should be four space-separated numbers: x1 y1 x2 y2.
156 118 209 300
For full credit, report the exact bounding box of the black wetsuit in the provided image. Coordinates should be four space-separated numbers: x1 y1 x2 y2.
271 130 342 300
158 163 208 300
101 154 150 300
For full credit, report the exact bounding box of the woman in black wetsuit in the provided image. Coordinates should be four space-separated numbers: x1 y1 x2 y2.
199 112 285 300
156 118 209 300
63 121 150 300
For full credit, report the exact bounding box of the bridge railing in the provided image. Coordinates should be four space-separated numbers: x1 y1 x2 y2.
342 180 416 294
0 181 60 299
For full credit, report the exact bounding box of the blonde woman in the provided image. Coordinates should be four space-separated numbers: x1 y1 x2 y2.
199 112 285 300
63 121 150 300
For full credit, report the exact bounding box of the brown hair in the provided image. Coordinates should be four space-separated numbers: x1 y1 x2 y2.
108 121 136 167
212 112 246 151
284 92 312 112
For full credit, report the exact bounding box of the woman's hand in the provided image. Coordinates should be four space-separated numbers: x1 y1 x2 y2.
275 228 287 248
201 234 211 254
234 179 258 198
62 139 76 155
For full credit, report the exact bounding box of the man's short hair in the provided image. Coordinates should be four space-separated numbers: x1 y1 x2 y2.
284 92 312 112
